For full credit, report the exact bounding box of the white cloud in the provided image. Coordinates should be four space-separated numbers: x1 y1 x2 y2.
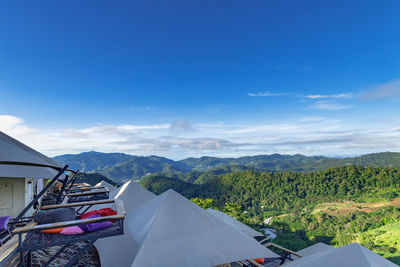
170 120 193 131
248 91 294 97
247 91 356 100
2 114 400 159
0 115 36 136
361 79 400 99
304 93 356 99
307 101 352 110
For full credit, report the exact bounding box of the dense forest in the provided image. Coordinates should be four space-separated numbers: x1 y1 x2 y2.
139 165 400 264
140 165 400 213
74 172 119 187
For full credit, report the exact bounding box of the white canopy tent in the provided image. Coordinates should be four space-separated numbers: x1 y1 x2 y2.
206 208 263 238
287 242 334 261
95 180 116 191
121 189 278 267
284 243 397 267
0 131 68 218
0 131 62 179
94 181 156 267
109 180 156 212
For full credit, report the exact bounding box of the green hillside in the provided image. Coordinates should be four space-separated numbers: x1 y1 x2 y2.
140 165 400 264
74 172 120 187
101 156 189 182
359 221 400 264
139 175 198 196
141 165 400 211
54 151 133 172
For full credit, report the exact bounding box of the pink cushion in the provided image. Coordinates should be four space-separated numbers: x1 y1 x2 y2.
60 226 84 235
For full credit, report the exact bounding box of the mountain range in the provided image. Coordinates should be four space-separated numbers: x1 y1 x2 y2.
53 151 400 183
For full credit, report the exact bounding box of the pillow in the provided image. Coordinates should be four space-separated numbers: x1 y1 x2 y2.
79 214 113 232
80 210 98 219
0 216 11 231
254 258 265 264
41 227 65 234
97 208 117 217
80 208 117 220
81 221 113 232
60 226 84 235
33 208 76 225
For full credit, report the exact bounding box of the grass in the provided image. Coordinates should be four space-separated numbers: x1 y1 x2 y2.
356 221 400 265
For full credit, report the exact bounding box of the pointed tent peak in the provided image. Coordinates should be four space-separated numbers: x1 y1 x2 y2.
285 243 397 267
126 189 278 267
158 188 192 201
342 243 397 267
0 131 63 179
291 242 334 260
95 180 116 191
206 208 263 238
152 189 203 212
110 180 156 213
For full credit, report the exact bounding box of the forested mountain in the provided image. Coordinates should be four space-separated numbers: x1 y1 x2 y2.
74 172 120 187
54 151 400 183
54 151 133 172
140 165 400 212
180 154 328 171
100 156 188 182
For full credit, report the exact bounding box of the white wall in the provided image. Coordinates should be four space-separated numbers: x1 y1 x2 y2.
0 178 26 218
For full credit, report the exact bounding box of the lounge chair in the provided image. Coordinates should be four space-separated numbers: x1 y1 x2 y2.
12 199 126 267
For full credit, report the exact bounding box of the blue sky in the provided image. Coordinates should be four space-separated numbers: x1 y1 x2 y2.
1 0 400 159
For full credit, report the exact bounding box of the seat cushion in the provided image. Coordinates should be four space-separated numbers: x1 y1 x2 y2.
41 227 65 234
33 208 76 224
60 226 84 235
79 214 113 232
0 216 10 231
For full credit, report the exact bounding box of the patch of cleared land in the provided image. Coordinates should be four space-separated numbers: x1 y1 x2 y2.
312 197 400 216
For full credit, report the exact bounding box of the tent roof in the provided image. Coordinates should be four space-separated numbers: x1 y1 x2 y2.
296 242 333 257
284 243 397 267
206 208 263 238
111 180 156 212
94 181 157 267
286 242 334 262
125 189 278 267
0 131 62 179
95 180 116 191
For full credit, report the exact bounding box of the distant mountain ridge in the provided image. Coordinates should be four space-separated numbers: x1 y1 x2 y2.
53 151 400 182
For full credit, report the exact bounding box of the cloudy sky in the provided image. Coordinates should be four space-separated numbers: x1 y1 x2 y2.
1 0 400 159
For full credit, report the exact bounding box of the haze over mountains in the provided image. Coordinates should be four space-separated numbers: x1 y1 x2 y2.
53 151 400 183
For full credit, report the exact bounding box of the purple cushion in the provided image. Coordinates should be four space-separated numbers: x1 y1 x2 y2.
79 214 113 232
0 216 11 231
60 226 84 235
